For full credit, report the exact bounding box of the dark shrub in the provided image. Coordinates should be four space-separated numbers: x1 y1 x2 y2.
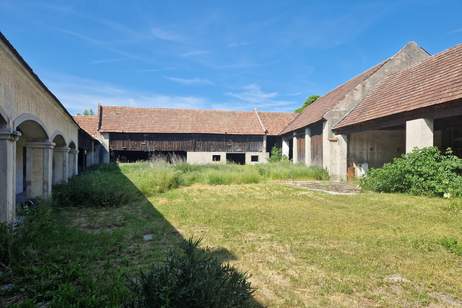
361 147 462 197
53 164 138 207
126 238 256 308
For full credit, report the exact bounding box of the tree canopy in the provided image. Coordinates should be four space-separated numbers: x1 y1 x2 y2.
78 109 95 116
295 95 320 113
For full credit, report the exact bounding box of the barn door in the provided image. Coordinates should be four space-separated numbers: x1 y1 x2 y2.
297 133 305 163
310 123 323 167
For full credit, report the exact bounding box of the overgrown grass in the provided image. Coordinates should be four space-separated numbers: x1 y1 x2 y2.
53 164 141 207
0 204 131 307
120 161 328 198
4 163 462 306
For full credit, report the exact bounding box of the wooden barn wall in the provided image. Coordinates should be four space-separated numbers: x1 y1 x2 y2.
109 133 264 152
310 122 323 167
296 130 305 163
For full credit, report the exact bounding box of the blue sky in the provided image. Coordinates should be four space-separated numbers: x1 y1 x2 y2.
1 0 462 115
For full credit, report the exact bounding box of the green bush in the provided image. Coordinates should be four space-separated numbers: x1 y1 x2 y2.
361 147 462 197
125 238 256 308
269 146 285 162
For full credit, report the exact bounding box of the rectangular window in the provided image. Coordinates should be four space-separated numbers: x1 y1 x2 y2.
212 154 221 162
251 155 259 162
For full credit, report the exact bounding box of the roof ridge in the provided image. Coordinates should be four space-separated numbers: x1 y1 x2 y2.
101 105 262 114
254 109 267 134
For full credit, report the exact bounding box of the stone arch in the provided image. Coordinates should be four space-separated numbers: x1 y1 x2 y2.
14 113 49 141
50 130 68 146
51 132 68 185
14 114 51 199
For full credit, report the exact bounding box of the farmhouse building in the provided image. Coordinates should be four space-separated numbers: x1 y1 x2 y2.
0 33 80 223
74 115 108 172
97 105 295 164
1 28 462 224
280 42 431 179
334 43 462 178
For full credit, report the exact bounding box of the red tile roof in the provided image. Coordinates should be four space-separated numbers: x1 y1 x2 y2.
336 44 462 129
74 115 100 139
281 62 387 134
258 111 297 135
99 106 294 136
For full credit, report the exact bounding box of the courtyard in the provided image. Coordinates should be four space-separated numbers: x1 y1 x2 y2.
2 163 461 307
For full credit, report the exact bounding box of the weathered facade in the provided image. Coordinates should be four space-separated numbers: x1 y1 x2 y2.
0 33 80 223
281 42 432 179
98 106 294 165
335 44 462 178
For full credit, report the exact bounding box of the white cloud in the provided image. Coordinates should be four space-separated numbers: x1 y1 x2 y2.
44 73 209 114
181 50 210 57
227 41 250 48
226 84 296 110
90 58 124 65
151 27 184 43
165 76 213 86
450 28 462 34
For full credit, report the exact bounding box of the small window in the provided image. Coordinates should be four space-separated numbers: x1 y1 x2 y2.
251 155 259 162
212 155 221 162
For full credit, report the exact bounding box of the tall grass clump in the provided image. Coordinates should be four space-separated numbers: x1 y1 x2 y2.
117 160 329 196
121 161 181 197
256 161 328 180
361 147 462 198
53 164 139 207
0 203 129 307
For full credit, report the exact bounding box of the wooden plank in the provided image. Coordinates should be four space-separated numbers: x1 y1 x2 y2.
310 122 323 167
109 133 264 152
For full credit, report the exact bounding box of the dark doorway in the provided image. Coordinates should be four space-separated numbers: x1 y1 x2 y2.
226 153 246 165
113 150 187 163
78 148 87 172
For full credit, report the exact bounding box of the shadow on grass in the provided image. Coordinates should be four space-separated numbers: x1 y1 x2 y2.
1 163 262 307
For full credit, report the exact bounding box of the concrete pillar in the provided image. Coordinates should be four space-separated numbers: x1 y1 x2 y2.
25 141 54 198
305 127 311 166
62 148 69 183
406 118 434 153
282 137 290 158
332 134 348 181
100 133 110 163
53 147 69 184
0 129 20 223
68 149 78 177
262 135 267 153
293 132 298 164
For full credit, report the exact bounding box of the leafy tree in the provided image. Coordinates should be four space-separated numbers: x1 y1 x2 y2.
295 95 320 113
82 109 95 116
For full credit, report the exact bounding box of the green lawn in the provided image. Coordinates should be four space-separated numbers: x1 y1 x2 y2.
2 163 462 307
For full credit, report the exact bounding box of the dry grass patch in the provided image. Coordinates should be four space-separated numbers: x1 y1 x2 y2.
145 183 462 307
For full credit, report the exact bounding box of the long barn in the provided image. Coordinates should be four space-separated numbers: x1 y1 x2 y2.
97 105 295 164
